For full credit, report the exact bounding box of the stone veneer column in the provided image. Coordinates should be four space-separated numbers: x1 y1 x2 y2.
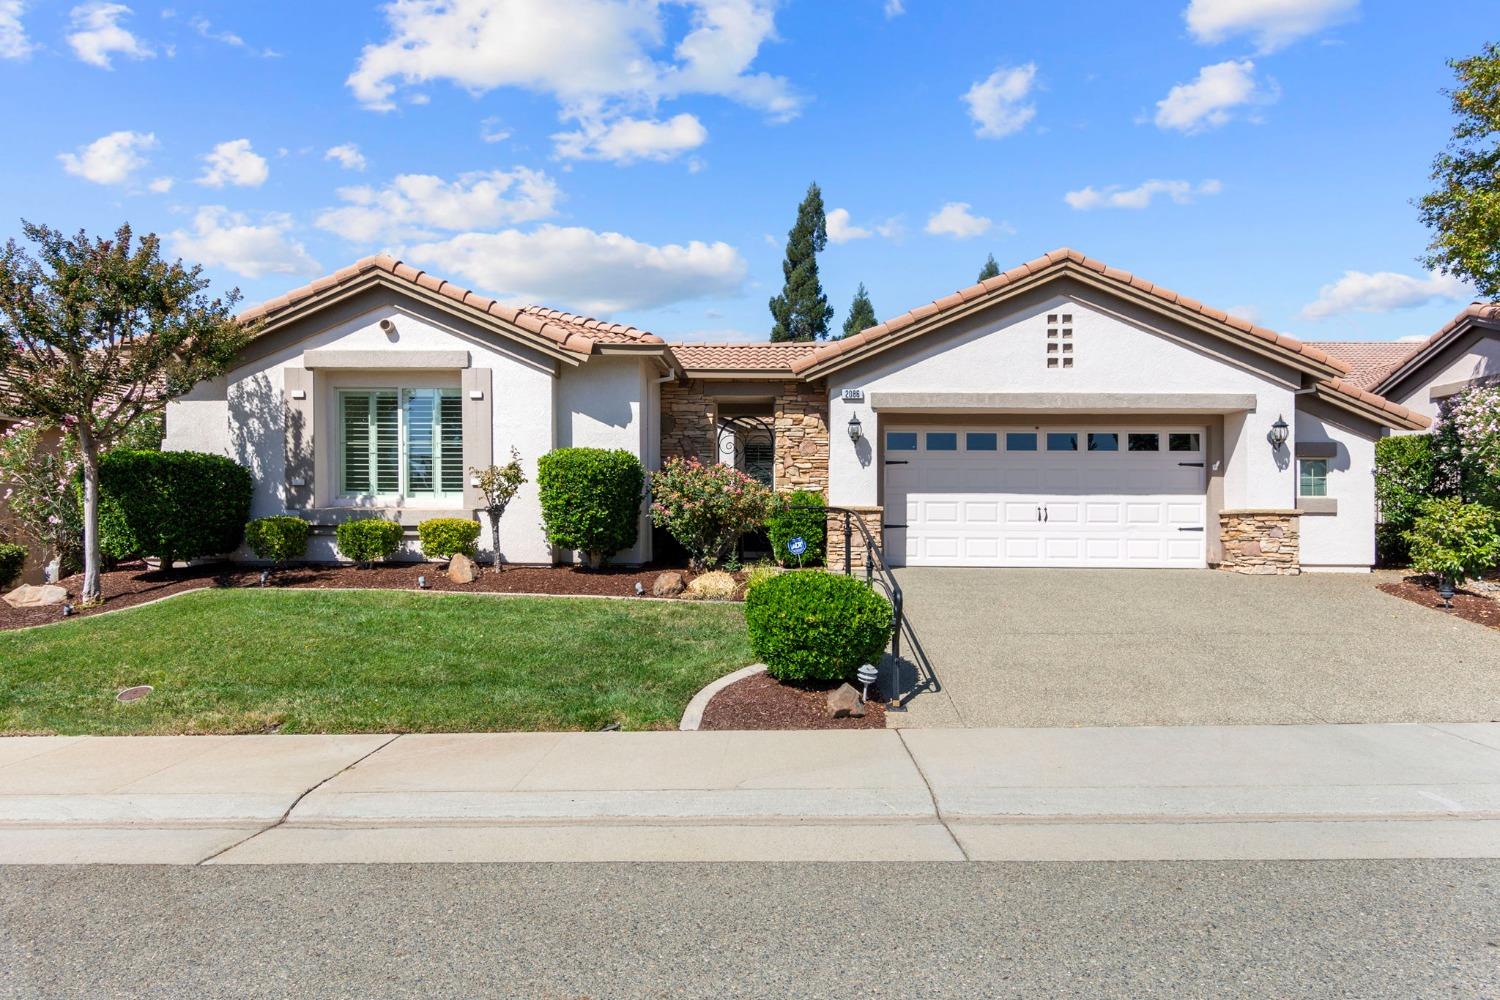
772 379 830 493
659 379 716 463
1217 509 1300 575
825 506 885 574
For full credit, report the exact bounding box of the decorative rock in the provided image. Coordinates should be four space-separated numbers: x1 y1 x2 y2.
3 584 68 609
652 571 686 597
826 682 866 719
447 553 478 584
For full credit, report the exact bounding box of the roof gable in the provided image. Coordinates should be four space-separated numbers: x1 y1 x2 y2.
1371 302 1500 396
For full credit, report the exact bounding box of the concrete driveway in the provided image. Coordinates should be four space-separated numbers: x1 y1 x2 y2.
889 568 1500 728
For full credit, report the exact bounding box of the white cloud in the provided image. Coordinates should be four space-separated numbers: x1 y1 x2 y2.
189 15 276 57
1154 59 1273 132
962 63 1037 139
480 117 511 144
316 168 561 244
347 0 800 121
1226 303 1262 324
147 176 173 193
553 112 708 163
1185 0 1357 53
826 208 871 244
1300 270 1471 320
324 143 367 171
57 129 156 185
408 224 746 314
1065 178 1222 210
884 0 904 16
67 2 153 68
0 1 32 59
168 206 320 279
925 202 993 239
196 139 269 188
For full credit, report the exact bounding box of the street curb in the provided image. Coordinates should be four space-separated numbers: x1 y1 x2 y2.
679 664 767 731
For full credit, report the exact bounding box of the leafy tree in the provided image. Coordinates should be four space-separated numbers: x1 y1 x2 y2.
978 253 1001 281
842 282 877 339
471 447 527 571
1406 497 1500 585
0 222 250 602
1417 42 1500 297
769 182 833 342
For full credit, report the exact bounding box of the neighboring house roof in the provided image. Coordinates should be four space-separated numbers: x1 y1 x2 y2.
238 254 668 365
669 342 822 376
1310 341 1419 389
787 247 1428 430
1369 302 1500 397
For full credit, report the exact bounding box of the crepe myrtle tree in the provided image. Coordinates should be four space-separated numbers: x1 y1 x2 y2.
471 448 527 571
0 222 250 603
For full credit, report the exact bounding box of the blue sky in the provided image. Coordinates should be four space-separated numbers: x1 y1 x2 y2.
0 0 1491 344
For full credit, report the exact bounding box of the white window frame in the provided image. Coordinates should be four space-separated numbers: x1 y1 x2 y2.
337 387 463 502
1298 457 1329 498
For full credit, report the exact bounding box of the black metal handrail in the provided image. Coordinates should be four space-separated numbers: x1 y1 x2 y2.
786 505 939 708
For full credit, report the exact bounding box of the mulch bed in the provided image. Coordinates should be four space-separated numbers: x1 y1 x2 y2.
1378 575 1500 631
0 560 740 632
697 670 886 730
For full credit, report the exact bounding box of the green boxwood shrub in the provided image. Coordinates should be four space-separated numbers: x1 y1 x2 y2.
97 450 252 569
244 516 310 567
335 518 405 567
0 541 26 589
1405 497 1500 585
744 570 893 683
766 489 826 567
1374 434 1440 566
418 517 481 559
537 447 644 567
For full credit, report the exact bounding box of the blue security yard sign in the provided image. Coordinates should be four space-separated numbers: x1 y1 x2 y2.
787 536 807 557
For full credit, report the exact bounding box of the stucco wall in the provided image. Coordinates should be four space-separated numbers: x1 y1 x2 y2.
1386 329 1500 429
825 284 1300 514
1294 403 1378 571
555 355 653 563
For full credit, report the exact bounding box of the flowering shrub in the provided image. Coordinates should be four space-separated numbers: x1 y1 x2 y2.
1437 385 1500 508
648 458 774 570
0 420 83 577
1405 497 1500 585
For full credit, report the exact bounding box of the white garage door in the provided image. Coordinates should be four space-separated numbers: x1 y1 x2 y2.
884 425 1207 568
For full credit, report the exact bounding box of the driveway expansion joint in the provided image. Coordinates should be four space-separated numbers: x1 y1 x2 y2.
896 728 970 861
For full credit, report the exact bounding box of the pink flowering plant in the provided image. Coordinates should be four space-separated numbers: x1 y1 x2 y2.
648 457 774 570
1437 385 1500 507
0 420 83 576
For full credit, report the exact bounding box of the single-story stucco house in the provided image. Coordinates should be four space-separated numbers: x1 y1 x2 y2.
162 248 1442 575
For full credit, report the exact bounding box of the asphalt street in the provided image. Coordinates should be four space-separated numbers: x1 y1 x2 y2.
2 861 1497 998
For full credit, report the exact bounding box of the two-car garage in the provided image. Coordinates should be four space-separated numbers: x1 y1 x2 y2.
882 424 1209 568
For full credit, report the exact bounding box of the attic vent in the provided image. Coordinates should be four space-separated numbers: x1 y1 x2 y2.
1046 313 1074 369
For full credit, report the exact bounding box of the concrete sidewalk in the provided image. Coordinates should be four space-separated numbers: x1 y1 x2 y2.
2 724 1498 864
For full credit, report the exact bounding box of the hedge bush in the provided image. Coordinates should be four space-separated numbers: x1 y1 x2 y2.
97 450 252 569
538 448 644 567
335 518 405 567
418 517 481 559
244 516 310 568
0 541 25 589
1374 435 1440 565
648 457 774 570
744 571 893 683
766 489 826 567
1405 497 1500 585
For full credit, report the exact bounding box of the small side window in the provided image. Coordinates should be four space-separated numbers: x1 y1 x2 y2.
1006 432 1038 452
1168 433 1202 452
1087 432 1119 452
926 432 958 451
1127 433 1160 452
1046 432 1078 452
966 432 998 451
1299 458 1328 497
886 432 917 451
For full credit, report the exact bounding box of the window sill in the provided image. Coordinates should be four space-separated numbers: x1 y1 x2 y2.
1295 497 1337 515
305 506 473 527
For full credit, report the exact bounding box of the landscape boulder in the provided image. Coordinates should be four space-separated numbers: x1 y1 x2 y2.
651 571 686 597
825 682 866 719
3 584 68 609
447 553 478 584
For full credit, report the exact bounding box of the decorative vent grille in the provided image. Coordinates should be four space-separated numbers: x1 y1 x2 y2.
1046 312 1074 369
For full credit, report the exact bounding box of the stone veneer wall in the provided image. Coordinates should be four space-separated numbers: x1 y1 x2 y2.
825 506 885 574
1218 509 1300 575
772 379 830 493
659 380 717 464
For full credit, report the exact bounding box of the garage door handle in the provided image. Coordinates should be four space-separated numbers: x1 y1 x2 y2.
885 460 909 466
1043 507 1049 522
1178 526 1204 532
1036 506 1042 521
1178 461 1205 467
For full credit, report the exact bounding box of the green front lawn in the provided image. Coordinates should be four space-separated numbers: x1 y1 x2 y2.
0 590 751 735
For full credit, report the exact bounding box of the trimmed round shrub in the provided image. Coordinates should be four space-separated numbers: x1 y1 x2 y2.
537 448 644 568
0 541 26 589
335 518 405 566
97 450 252 569
766 489 826 567
418 517 481 559
745 571 893 683
244 516 310 567
1405 497 1500 585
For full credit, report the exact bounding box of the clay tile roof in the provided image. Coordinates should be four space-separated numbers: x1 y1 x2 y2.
1310 341 1420 389
668 341 824 373
789 247 1351 379
1365 302 1500 393
235 255 666 360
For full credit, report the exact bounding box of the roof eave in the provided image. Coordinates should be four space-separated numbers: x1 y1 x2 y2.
1312 383 1431 431
1372 311 1500 396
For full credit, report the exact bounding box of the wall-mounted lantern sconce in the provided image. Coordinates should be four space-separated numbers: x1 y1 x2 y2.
847 413 863 444
1269 415 1289 451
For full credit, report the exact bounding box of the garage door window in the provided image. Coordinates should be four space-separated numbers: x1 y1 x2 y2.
1128 433 1160 452
1006 432 1038 452
966 432 997 451
1087 432 1119 452
926 432 958 451
1168 433 1201 452
1046 432 1078 451
887 432 917 451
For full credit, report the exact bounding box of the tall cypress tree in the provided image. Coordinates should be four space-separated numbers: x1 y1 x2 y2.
842 282 877 339
977 253 1000 281
769 182 834 341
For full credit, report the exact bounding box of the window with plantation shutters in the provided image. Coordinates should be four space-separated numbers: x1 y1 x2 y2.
339 388 462 500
